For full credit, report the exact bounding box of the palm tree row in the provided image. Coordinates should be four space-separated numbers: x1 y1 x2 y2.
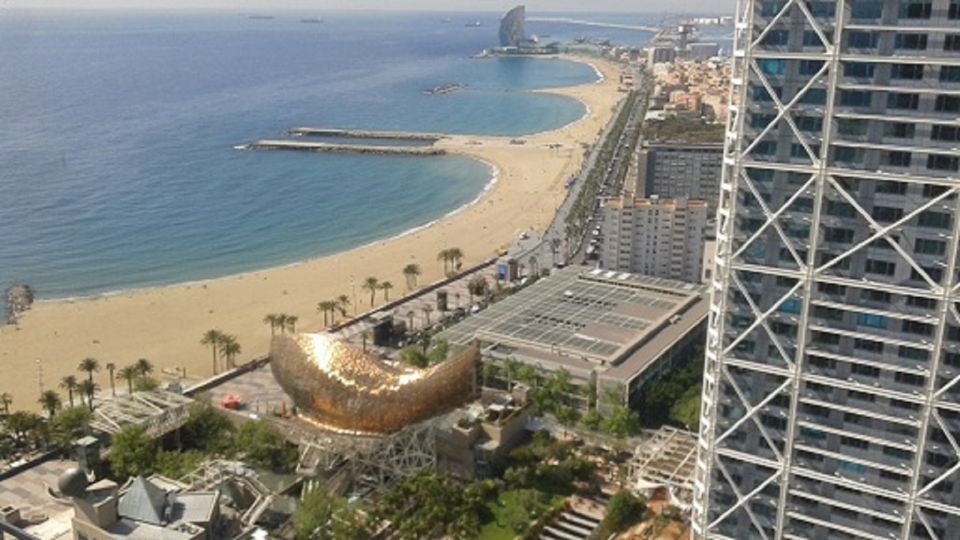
402 263 422 291
51 357 153 414
200 330 244 374
317 295 351 327
262 313 299 336
436 248 464 276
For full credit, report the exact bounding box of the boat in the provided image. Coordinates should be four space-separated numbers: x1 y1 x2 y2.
300 17 323 23
464 20 482 27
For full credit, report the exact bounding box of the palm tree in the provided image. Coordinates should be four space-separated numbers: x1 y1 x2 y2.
363 277 379 307
422 304 434 326
0 392 12 416
220 336 242 369
467 275 488 306
437 249 451 275
263 313 280 336
336 295 351 319
503 358 521 391
135 358 153 377
406 309 416 331
276 314 289 334
77 380 98 411
119 366 138 395
60 376 78 408
402 263 421 291
38 390 61 418
201 329 225 375
550 238 562 266
105 362 117 396
317 301 335 327
448 247 464 273
285 315 298 333
379 281 393 302
78 357 99 383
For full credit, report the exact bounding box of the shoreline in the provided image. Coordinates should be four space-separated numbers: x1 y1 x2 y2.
0 53 625 413
28 56 595 305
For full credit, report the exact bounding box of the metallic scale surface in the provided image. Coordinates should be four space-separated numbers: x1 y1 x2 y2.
693 0 960 538
270 333 478 433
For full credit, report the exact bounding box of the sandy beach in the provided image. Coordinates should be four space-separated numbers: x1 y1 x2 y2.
0 55 625 412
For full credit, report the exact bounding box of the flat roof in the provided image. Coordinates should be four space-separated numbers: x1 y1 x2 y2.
440 266 707 381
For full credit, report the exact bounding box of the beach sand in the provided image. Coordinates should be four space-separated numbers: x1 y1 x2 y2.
0 55 626 412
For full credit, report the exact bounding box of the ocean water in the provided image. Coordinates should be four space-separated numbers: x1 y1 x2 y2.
0 10 607 299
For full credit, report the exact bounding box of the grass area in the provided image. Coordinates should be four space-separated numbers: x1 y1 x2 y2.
478 489 565 540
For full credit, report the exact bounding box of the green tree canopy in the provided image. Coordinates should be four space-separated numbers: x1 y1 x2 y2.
234 420 298 473
109 425 158 481
598 489 647 538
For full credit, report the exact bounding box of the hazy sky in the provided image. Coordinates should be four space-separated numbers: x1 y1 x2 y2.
5 0 735 15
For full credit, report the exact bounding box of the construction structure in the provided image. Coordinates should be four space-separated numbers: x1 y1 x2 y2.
631 426 698 509
88 389 194 438
694 0 960 538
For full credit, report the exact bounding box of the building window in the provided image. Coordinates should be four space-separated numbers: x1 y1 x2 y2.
927 154 960 172
854 338 884 353
847 31 877 48
899 0 932 18
915 238 946 255
884 122 916 140
865 259 896 275
872 206 904 222
899 345 930 361
838 118 868 136
883 151 912 168
894 33 928 50
852 363 881 377
840 90 872 107
801 88 827 104
902 319 934 336
796 116 823 132
825 227 855 243
895 372 925 386
931 125 960 142
803 30 822 46
857 313 888 329
761 0 788 16
876 180 907 195
826 200 856 217
935 95 960 112
942 66 960 83
890 64 925 80
754 141 777 156
852 0 884 18
844 62 875 78
918 211 951 229
759 59 786 76
753 85 782 102
946 35 960 51
833 146 862 164
951 0 960 19
763 29 789 46
887 92 920 110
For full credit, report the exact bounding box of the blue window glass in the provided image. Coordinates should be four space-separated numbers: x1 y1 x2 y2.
754 141 778 155
803 30 821 46
838 460 868 474
763 29 789 46
780 299 801 314
801 60 826 75
840 90 872 107
857 313 888 329
851 0 883 18
761 0 788 16
759 59 786 75
800 88 826 104
805 1 834 16
941 66 960 83
847 31 877 48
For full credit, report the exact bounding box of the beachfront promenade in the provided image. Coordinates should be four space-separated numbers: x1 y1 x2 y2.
245 139 448 156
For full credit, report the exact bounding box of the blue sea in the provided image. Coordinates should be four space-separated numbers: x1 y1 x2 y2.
0 10 652 299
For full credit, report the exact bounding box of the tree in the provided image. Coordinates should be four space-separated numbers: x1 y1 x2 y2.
220 337 242 370
362 277 379 307
317 301 336 327
598 490 646 538
263 313 280 335
374 472 487 540
78 357 100 383
402 263 421 291
5 411 45 446
421 304 434 326
38 390 62 418
437 248 452 275
119 366 138 395
406 309 416 331
50 407 91 451
379 281 393 301
179 401 235 453
669 385 701 430
480 363 496 388
0 392 12 416
336 295 351 318
447 247 464 274
110 425 157 481
77 379 99 411
294 486 367 540
502 358 521 391
286 315 298 333
201 329 225 375
467 275 488 306
235 420 299 472
105 362 117 396
555 405 579 438
60 376 79 408
398 347 429 369
276 314 289 334
135 358 153 377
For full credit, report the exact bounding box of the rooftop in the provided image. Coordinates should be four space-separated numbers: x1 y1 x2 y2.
440 266 707 380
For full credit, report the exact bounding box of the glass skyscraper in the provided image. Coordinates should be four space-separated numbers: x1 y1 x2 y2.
694 0 960 538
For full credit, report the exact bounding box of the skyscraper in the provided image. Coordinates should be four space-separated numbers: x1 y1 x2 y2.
694 0 960 538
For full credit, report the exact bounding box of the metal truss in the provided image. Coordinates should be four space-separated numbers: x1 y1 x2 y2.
694 0 960 538
89 389 193 438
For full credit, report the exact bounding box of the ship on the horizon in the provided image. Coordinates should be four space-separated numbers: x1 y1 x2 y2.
465 20 482 27
300 16 323 24
423 83 467 96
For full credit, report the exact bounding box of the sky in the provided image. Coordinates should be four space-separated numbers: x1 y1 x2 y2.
3 0 736 15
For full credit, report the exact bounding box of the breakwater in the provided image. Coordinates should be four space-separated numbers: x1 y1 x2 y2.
241 139 447 156
288 127 447 142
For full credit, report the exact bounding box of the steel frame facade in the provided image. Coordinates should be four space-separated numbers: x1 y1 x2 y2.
694 0 960 538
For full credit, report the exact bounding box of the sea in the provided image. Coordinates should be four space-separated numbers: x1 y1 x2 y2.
0 10 655 299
